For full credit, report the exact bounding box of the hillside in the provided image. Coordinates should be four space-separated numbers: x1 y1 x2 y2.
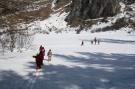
0 1 135 89
0 0 134 53
0 0 135 32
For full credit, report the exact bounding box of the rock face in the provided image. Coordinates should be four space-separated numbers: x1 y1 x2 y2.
53 0 71 9
0 0 51 15
0 0 134 28
0 0 31 14
123 0 135 4
66 0 120 24
0 0 53 25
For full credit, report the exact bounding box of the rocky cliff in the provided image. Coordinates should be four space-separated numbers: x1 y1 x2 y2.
0 0 134 30
123 0 135 4
66 0 120 25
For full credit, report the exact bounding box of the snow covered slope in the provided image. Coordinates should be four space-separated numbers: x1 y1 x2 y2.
28 12 69 33
0 30 135 89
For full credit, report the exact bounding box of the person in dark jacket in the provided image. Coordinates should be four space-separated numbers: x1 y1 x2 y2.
33 46 45 70
81 41 84 46
39 45 45 65
94 37 97 44
97 39 100 45
33 52 43 70
91 40 93 44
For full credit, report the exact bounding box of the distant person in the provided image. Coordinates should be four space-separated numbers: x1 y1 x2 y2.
91 40 93 45
39 45 42 52
97 39 100 45
39 45 45 55
47 49 52 62
94 37 97 45
81 41 84 46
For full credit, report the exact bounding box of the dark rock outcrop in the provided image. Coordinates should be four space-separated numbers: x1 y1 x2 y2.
123 0 135 4
66 0 120 25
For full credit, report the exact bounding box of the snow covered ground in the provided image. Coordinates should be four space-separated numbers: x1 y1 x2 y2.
0 30 135 89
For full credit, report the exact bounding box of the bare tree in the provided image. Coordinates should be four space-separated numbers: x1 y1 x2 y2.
0 33 10 55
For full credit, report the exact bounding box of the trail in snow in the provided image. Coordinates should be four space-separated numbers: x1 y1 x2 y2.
24 70 41 89
25 72 38 89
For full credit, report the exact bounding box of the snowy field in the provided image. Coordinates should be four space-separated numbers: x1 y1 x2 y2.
0 30 135 89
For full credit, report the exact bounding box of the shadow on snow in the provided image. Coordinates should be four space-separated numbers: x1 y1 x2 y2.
101 38 135 45
0 70 28 89
27 52 135 89
0 52 135 89
81 38 135 45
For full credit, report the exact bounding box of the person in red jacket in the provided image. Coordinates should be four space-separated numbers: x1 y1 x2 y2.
39 45 45 65
33 45 45 70
33 52 43 70
39 45 43 52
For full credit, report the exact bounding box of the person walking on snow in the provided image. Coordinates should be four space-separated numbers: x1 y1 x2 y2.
39 45 45 65
81 41 84 46
97 39 100 45
47 49 52 62
91 40 93 44
39 45 45 55
33 51 44 70
32 45 45 72
94 37 97 45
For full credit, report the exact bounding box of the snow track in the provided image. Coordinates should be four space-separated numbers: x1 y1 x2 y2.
25 71 40 89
